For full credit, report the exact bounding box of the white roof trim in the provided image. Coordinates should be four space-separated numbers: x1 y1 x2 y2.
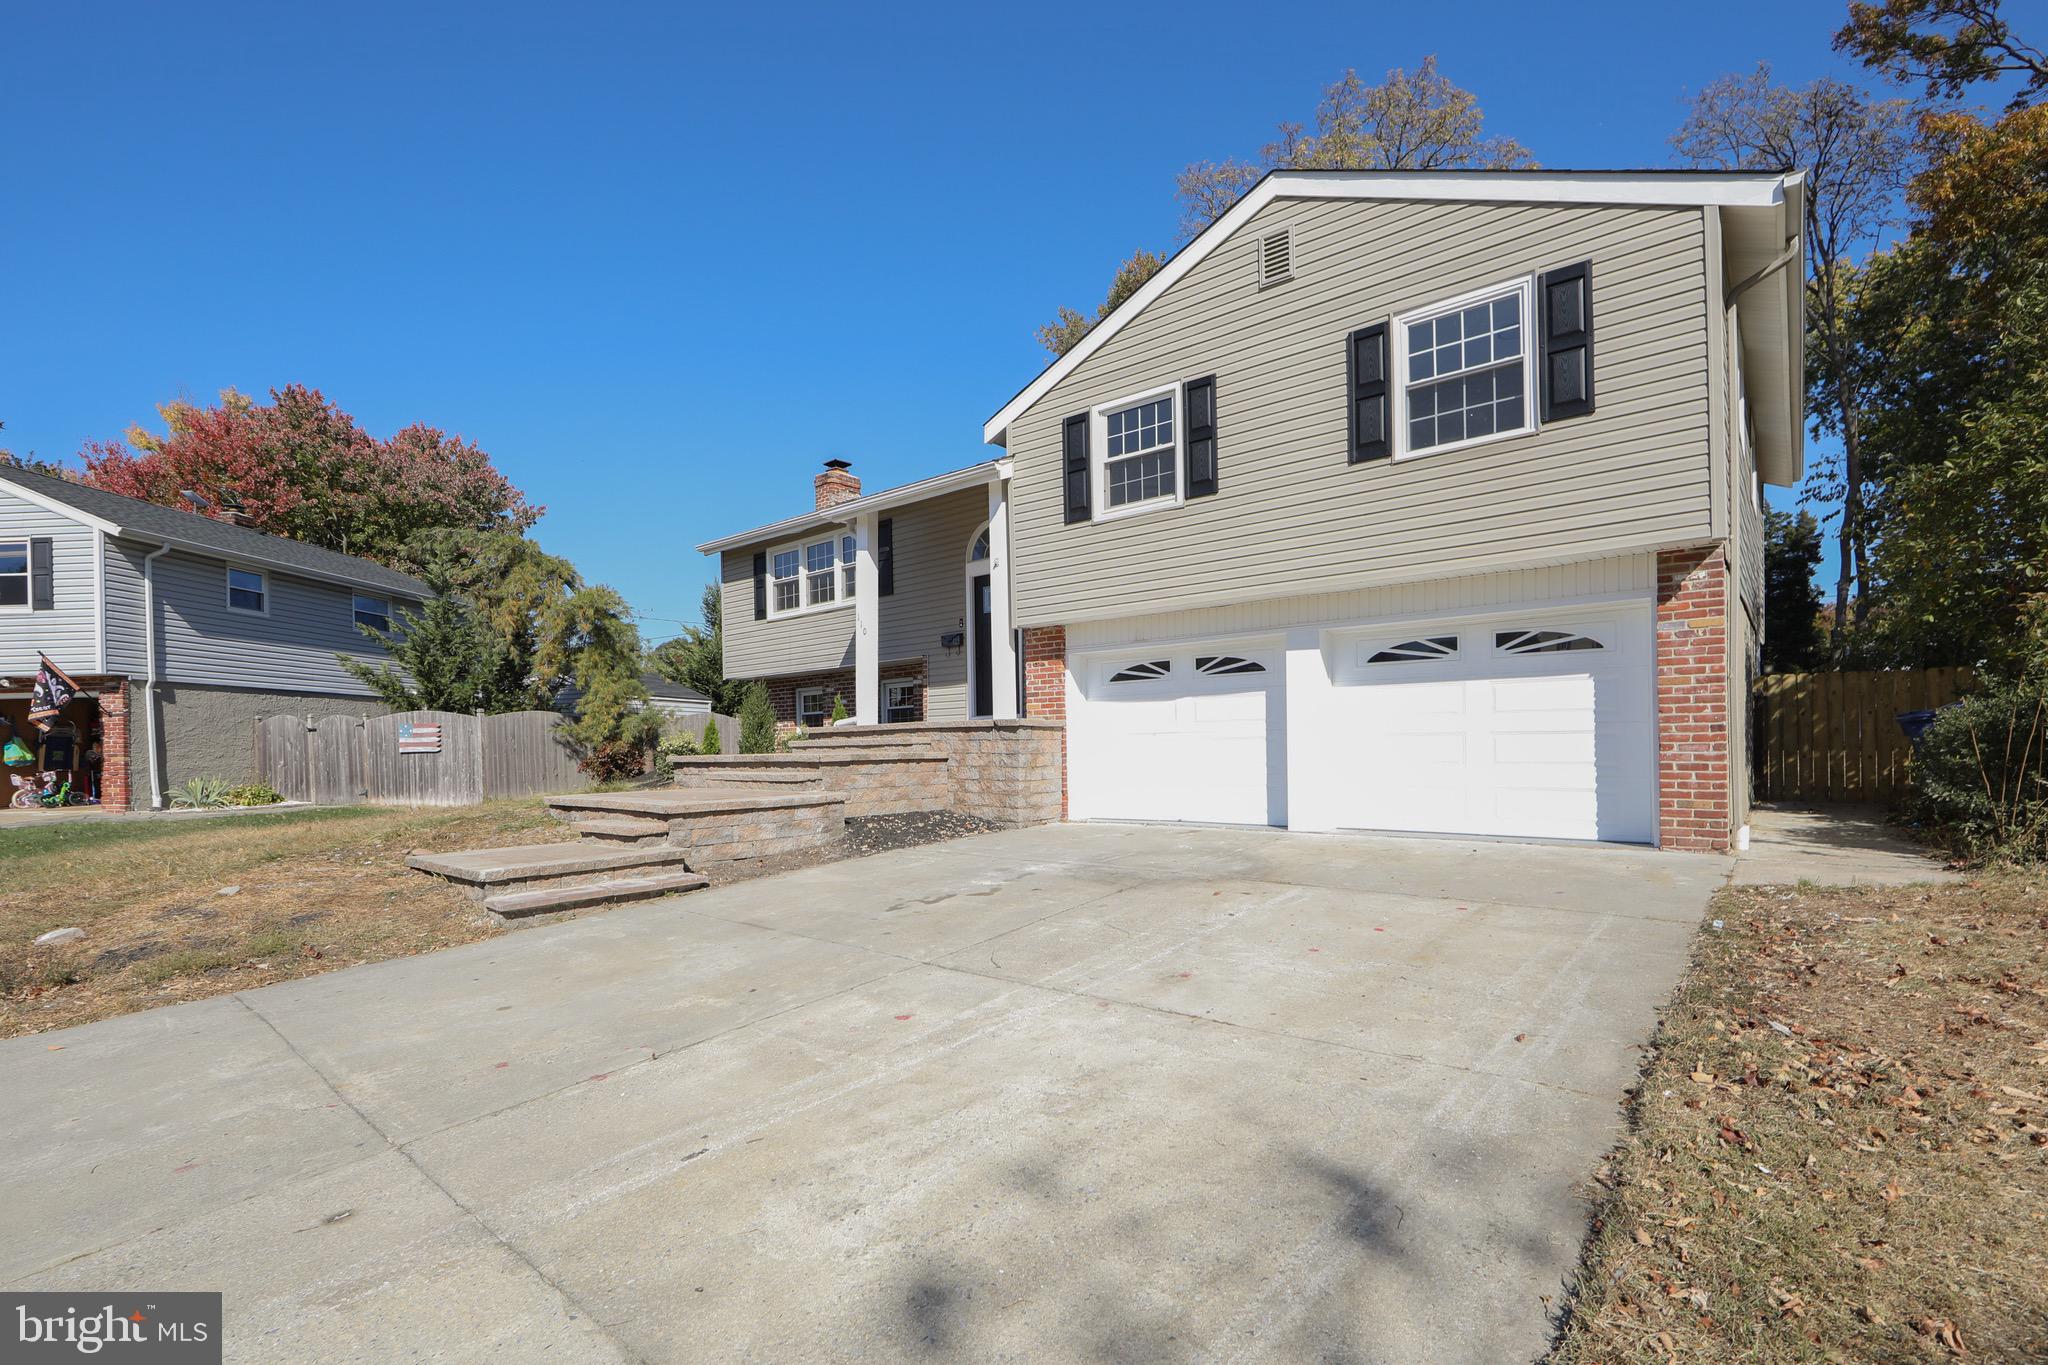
695 460 1003 555
983 169 1798 445
0 475 119 534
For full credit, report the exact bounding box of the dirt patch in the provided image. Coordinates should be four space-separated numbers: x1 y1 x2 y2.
0 801 571 1039
1549 876 2048 1363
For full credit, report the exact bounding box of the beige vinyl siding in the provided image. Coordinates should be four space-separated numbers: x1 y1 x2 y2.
0 487 100 675
720 548 855 678
876 487 985 720
1005 196 1715 627
1066 553 1654 652
718 488 991 718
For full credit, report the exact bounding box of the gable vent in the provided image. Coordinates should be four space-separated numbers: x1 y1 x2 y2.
1256 226 1294 287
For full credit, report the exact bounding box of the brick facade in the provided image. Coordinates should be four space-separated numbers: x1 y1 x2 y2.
94 681 130 812
1656 546 1733 851
1020 626 1068 819
763 660 927 731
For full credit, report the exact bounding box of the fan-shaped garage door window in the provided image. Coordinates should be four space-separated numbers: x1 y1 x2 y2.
1366 636 1458 664
1195 655 1266 676
1108 660 1171 683
1495 629 1603 655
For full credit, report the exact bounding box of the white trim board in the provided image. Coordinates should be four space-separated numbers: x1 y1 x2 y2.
982 168 1803 446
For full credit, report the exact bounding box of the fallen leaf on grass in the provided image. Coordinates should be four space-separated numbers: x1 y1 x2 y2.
1913 1316 1967 1355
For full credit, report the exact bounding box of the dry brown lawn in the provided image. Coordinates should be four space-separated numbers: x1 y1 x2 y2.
1551 876 2048 1363
0 801 571 1039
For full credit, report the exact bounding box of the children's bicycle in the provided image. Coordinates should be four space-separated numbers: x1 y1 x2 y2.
9 772 82 809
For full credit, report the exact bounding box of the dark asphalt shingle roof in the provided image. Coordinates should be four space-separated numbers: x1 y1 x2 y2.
641 673 709 702
0 467 430 597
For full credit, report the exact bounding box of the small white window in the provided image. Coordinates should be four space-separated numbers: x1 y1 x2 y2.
840 534 857 600
1366 636 1458 664
1108 660 1171 683
1098 390 1178 514
968 527 990 562
226 566 267 614
1257 225 1294 288
884 680 919 724
0 541 27 609
795 686 831 729
1394 278 1535 459
353 594 391 634
805 539 837 607
771 549 801 614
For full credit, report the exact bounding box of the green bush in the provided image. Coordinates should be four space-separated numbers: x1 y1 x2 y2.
738 683 776 754
221 783 282 807
699 714 723 754
829 693 849 725
1907 680 2048 861
168 777 231 809
657 728 700 765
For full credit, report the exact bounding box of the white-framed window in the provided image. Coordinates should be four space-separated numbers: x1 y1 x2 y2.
0 540 28 610
884 679 919 724
226 566 267 614
794 686 831 729
1093 383 1181 519
352 594 391 634
1392 276 1535 460
805 538 837 607
767 534 853 618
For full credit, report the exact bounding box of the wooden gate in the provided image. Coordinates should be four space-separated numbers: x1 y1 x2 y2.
479 710 585 800
1753 668 1973 804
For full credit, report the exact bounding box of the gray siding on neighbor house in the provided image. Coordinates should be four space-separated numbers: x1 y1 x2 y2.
719 485 991 720
103 536 149 675
1004 195 1716 627
148 547 413 696
0 486 100 677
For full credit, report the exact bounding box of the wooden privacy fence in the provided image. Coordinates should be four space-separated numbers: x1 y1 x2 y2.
1754 668 1973 804
256 708 588 807
663 711 738 754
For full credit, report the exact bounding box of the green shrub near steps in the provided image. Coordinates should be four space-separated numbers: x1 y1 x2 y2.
1908 680 2048 861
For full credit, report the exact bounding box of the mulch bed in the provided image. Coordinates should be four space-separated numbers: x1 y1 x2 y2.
692 810 1003 890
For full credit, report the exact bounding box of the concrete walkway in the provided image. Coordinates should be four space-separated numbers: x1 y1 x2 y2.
1733 805 1960 886
3 823 1731 1363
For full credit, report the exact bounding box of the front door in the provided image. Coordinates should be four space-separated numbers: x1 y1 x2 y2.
972 573 993 717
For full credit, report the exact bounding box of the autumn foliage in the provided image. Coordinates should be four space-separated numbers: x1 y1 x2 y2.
79 385 538 568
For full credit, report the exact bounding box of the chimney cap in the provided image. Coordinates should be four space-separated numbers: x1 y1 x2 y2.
822 458 853 471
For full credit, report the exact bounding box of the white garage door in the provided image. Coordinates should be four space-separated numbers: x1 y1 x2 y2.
1324 606 1655 843
1068 645 1283 826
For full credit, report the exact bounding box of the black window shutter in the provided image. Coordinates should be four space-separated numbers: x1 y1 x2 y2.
1062 412 1091 524
29 537 52 611
1540 260 1594 422
1347 324 1390 463
877 517 895 596
1184 375 1217 498
751 551 767 621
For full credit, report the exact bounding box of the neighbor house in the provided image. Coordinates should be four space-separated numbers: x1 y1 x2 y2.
0 467 426 809
699 169 1804 851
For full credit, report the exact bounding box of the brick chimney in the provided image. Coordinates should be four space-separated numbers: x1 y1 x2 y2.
814 458 861 511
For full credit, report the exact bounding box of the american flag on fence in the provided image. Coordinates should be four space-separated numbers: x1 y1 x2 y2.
396 721 443 754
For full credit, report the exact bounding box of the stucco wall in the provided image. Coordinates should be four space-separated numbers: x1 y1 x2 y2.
128 680 391 800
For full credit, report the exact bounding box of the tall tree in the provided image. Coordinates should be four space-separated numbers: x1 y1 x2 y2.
339 594 530 713
1035 250 1165 357
646 583 747 713
80 385 539 567
1174 58 1535 241
1673 64 1920 651
1838 0 2046 107
1762 509 1827 672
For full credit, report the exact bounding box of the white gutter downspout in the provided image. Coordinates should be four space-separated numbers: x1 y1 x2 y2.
140 543 170 810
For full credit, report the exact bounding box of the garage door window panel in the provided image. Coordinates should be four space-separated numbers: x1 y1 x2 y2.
1495 628 1603 655
1195 655 1266 676
1365 635 1459 665
1108 660 1172 683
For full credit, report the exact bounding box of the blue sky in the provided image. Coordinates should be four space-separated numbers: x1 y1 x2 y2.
0 1 1880 644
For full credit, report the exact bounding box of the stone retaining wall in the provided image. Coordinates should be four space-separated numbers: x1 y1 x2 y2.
792 720 1063 826
661 796 846 866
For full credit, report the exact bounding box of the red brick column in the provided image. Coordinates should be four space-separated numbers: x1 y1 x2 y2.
1656 547 1731 851
1020 626 1068 819
95 682 132 812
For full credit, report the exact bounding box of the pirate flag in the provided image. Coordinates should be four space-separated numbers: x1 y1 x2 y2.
28 654 79 732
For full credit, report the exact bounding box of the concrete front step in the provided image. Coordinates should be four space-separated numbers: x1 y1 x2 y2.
545 789 848 867
483 870 709 925
573 815 671 842
408 839 699 903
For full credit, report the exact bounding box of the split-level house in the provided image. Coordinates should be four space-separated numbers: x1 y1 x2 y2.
699 169 1805 851
0 467 426 809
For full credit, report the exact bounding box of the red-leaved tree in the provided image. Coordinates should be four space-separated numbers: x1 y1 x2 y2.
81 385 539 566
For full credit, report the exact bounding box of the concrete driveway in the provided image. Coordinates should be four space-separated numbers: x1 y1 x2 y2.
3 823 1729 1363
